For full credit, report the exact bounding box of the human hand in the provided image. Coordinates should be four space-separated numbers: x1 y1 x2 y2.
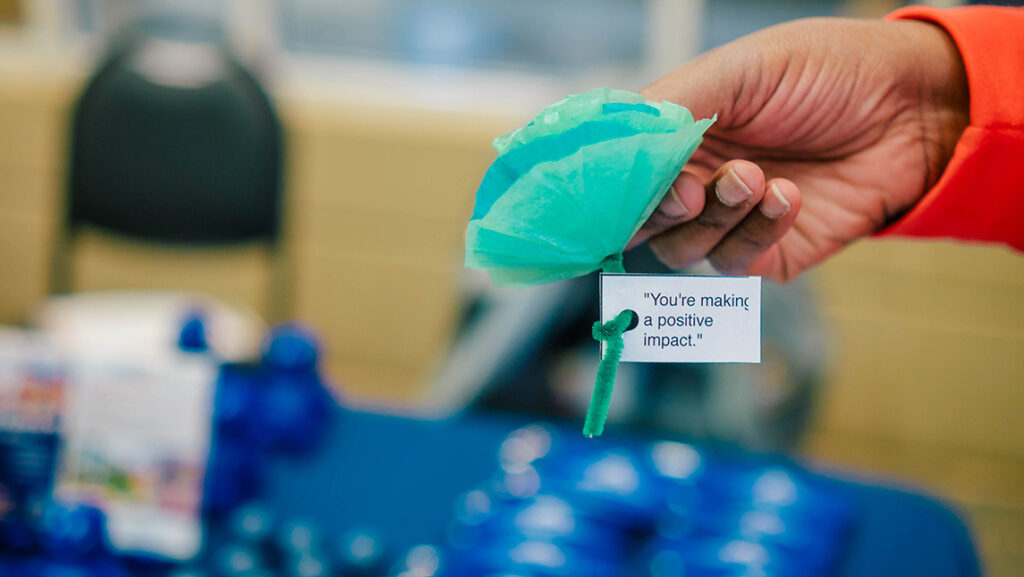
629 17 969 281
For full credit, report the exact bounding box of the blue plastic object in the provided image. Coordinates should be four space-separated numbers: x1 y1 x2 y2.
532 449 668 528
334 530 387 576
167 568 210 577
202 436 265 514
1 558 42 577
262 324 320 374
695 466 856 531
645 535 818 577
204 324 333 515
276 519 323 555
219 412 977 577
39 502 108 561
451 495 624 561
452 539 621 577
228 503 275 544
212 364 261 436
39 558 129 577
216 543 264 576
392 544 446 577
249 324 331 451
252 373 329 451
284 551 329 577
177 309 209 352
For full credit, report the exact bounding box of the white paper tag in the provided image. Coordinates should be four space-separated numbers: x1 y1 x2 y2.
600 274 761 363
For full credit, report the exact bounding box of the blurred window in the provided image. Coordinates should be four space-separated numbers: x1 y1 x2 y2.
70 0 227 36
278 0 646 72
61 0 901 75
703 0 850 50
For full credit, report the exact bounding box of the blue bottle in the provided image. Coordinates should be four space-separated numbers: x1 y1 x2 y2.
253 324 331 452
262 324 321 376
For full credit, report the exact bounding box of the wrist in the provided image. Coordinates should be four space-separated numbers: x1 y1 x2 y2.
893 19 969 196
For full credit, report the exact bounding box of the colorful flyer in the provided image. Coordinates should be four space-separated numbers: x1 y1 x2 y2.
54 350 215 560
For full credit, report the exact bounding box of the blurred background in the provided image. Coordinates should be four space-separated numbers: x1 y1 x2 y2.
0 0 1021 576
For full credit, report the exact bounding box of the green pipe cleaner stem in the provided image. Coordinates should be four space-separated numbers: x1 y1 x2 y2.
584 307 634 438
600 253 626 274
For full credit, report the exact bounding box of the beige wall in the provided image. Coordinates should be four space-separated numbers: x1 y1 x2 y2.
276 97 519 401
0 68 69 324
808 239 1024 459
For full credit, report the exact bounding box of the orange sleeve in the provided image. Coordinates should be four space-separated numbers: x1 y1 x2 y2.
879 6 1024 251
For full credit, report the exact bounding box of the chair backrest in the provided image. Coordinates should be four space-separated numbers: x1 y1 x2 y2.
68 35 282 244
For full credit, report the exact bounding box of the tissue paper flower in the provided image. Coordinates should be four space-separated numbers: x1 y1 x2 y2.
465 88 715 286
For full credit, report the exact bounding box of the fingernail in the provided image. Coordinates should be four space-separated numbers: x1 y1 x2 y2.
715 167 754 207
760 183 791 219
662 184 690 218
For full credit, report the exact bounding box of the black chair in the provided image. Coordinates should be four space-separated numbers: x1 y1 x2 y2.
56 27 284 313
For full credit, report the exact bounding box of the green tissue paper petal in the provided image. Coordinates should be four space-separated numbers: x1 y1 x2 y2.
466 88 714 287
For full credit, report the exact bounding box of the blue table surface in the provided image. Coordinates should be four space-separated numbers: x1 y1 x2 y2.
207 408 981 577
